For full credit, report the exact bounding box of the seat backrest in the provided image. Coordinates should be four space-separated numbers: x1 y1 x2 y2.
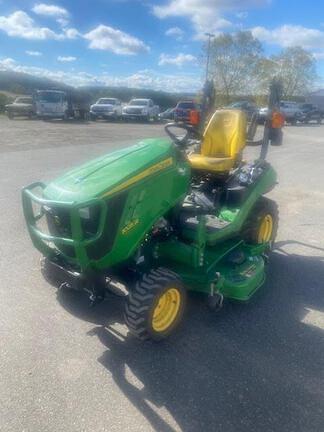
201 109 247 158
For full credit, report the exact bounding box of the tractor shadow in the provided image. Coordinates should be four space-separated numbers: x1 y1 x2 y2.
58 245 324 432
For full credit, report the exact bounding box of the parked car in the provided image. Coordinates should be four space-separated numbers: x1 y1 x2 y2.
260 102 302 125
174 100 200 123
227 101 258 121
5 96 35 119
298 103 322 124
122 98 159 122
158 108 175 121
258 106 269 124
279 101 302 125
90 98 122 120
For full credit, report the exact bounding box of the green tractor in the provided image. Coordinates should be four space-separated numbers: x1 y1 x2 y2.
22 82 283 341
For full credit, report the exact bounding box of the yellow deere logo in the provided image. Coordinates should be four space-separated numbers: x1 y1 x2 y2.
122 219 139 235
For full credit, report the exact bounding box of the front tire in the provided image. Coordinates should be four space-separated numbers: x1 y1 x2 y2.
124 268 186 341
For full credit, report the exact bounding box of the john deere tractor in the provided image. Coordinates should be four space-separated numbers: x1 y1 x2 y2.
22 81 284 341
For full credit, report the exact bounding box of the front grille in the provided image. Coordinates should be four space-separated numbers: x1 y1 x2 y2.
126 108 143 114
44 206 75 257
42 192 128 262
92 106 110 112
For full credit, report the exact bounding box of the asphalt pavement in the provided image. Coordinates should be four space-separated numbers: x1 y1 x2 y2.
1 116 324 432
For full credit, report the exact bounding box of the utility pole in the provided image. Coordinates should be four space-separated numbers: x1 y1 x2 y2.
205 33 215 81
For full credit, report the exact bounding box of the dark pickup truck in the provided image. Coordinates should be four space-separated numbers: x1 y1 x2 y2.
298 103 323 124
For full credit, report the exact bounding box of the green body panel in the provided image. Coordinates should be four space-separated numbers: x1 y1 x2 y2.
153 239 266 300
44 139 177 202
181 165 277 244
152 165 276 299
22 138 191 270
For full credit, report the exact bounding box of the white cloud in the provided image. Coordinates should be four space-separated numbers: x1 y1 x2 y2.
313 52 324 60
57 17 69 27
0 10 80 40
236 11 248 19
252 25 324 50
0 58 201 92
84 25 149 55
64 27 81 39
32 3 69 18
165 26 184 40
0 57 17 68
26 50 42 56
57 55 77 62
159 53 196 67
0 10 64 40
101 69 201 92
153 0 267 38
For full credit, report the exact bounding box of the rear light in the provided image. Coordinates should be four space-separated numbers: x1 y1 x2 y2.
272 111 285 128
189 110 200 126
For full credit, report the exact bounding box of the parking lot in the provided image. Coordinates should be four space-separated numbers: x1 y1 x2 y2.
1 116 324 432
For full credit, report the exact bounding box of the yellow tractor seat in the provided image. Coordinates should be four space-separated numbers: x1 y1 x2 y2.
189 109 247 174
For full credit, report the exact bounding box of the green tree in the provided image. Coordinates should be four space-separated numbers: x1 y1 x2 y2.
260 47 316 98
274 47 316 97
0 93 11 112
206 31 263 104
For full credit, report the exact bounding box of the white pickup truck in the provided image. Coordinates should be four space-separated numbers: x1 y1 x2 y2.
90 98 122 120
259 101 303 125
122 98 159 122
279 101 303 124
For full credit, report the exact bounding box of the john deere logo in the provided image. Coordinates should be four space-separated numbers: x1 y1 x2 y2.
122 219 139 235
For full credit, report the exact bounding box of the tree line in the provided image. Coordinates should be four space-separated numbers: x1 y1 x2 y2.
0 70 193 112
204 31 317 105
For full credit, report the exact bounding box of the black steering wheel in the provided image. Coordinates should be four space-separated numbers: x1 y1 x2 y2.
164 122 199 147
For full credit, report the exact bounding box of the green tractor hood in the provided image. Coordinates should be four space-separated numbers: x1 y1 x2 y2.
44 138 174 203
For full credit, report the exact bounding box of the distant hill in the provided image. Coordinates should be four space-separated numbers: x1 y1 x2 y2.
0 70 197 110
0 70 72 95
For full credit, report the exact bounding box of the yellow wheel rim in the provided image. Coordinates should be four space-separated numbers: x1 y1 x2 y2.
257 214 273 243
152 288 181 332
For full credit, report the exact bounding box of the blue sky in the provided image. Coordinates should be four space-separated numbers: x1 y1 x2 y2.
0 0 324 92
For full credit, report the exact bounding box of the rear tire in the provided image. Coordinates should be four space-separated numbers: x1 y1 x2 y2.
124 268 186 341
243 197 279 250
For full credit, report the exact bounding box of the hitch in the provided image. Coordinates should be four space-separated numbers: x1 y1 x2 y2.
207 273 224 311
